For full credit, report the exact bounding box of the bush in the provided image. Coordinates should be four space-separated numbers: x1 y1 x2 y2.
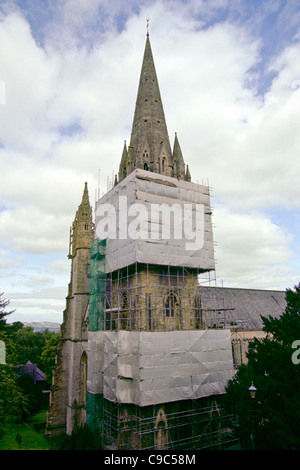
59 424 103 450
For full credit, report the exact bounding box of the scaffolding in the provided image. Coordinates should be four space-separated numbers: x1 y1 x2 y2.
87 239 239 450
88 238 237 333
104 263 200 331
89 238 106 331
91 261 237 332
101 397 239 450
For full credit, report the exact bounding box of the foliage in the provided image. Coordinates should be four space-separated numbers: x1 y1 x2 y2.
0 365 30 433
40 334 59 384
0 293 60 370
13 327 46 368
0 293 15 326
16 373 44 418
225 283 300 450
0 293 60 430
59 424 103 450
0 294 20 363
11 327 59 371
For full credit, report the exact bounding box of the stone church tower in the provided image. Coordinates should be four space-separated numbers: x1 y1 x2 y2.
86 33 233 450
46 183 94 436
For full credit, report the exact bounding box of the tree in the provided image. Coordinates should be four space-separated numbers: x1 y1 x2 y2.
0 294 19 364
0 365 29 431
13 327 45 368
225 284 300 449
0 293 15 327
60 424 103 450
40 333 59 384
16 373 42 418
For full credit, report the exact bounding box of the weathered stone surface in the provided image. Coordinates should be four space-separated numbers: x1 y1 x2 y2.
46 183 94 436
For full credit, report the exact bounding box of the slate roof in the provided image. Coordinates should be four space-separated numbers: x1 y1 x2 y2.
200 286 287 330
15 360 46 383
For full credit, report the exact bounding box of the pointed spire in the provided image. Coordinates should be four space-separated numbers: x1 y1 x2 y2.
75 182 92 221
81 182 90 207
185 165 191 182
130 34 172 161
118 140 128 181
69 182 94 258
118 31 190 183
173 133 185 179
119 33 172 181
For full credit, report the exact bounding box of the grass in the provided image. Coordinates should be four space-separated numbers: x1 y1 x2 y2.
0 411 51 450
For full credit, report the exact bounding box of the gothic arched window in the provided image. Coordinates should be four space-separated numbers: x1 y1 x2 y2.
165 292 178 318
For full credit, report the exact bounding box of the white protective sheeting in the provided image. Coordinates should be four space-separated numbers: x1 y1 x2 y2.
87 329 234 406
87 330 105 395
95 169 215 273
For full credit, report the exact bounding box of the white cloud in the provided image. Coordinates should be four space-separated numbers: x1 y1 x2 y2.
0 13 57 150
48 258 70 274
183 34 300 211
0 249 24 272
213 204 297 289
7 295 66 323
0 205 69 253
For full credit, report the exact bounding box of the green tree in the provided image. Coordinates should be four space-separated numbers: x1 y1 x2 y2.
225 284 300 449
16 373 42 418
0 365 29 431
13 327 45 368
60 424 103 450
0 294 20 364
40 333 59 384
0 293 15 327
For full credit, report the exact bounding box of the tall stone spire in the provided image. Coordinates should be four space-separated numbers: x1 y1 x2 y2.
118 32 190 183
46 182 94 437
69 182 94 258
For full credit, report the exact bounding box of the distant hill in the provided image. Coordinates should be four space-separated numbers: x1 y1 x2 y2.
22 322 61 333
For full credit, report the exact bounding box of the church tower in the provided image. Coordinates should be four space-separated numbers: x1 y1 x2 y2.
95 32 214 333
46 183 94 436
86 32 233 450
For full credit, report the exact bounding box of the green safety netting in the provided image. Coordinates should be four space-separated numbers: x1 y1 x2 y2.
88 238 106 331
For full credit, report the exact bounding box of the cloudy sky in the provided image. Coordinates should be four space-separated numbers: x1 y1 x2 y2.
1 0 300 324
